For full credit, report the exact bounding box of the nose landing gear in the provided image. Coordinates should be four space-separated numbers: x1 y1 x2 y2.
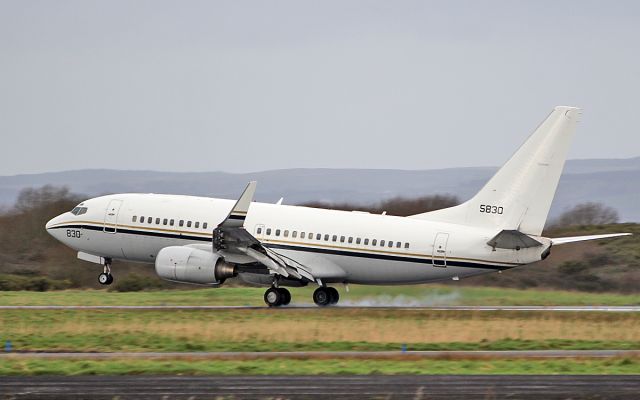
98 261 114 285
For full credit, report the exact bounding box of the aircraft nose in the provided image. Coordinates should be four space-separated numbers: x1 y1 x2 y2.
45 214 63 232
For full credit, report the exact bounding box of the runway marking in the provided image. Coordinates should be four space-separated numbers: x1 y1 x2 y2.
0 305 639 311
2 350 639 360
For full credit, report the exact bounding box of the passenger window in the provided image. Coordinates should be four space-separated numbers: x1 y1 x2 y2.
140 216 145 223
380 240 385 247
155 218 160 224
132 216 137 222
356 238 361 245
396 242 401 248
317 234 322 240
332 235 337 242
170 219 174 226
372 239 377 246
364 239 369 245
187 221 192 228
340 236 345 243
266 228 272 235
388 241 393 248
348 237 353 244
292 231 297 238
163 218 168 225
405 243 410 249
324 234 329 241
203 222 208 229
179 220 184 227
195 222 200 228
284 230 289 237
301 232 305 239
148 217 153 223
276 229 281 236
257 227 262 234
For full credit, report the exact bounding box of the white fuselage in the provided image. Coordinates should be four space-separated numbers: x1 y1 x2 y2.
46 193 547 285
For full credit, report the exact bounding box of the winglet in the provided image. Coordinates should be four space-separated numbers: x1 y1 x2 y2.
219 181 257 228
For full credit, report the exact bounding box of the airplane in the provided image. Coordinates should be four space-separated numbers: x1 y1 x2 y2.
45 106 631 306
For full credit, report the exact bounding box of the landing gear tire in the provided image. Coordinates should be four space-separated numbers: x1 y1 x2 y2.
278 288 291 306
98 273 113 285
313 287 332 307
327 287 339 305
264 287 283 307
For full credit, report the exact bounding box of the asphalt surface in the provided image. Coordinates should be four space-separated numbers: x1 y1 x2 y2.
2 305 639 312
3 350 640 360
2 375 640 399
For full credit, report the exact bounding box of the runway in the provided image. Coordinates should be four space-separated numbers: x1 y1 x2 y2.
3 375 640 399
2 305 639 311
3 350 639 360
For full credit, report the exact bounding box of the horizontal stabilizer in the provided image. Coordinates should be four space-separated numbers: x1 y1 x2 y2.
551 233 631 245
488 230 543 249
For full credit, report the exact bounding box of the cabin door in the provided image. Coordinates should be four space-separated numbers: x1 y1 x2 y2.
432 232 449 267
103 200 123 233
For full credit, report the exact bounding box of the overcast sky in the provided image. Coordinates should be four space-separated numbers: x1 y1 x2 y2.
1 0 639 175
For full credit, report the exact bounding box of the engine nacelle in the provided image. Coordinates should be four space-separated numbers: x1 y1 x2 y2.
155 246 236 285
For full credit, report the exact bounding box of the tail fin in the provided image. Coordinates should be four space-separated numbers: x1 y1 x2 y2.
411 106 581 236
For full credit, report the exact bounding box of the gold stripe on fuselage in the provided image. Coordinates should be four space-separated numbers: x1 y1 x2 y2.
50 220 521 267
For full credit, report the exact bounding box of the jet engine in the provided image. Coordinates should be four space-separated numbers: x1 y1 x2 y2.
155 246 236 285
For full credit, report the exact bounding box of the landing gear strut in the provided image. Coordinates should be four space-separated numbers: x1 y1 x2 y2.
98 261 113 285
264 287 291 307
313 286 339 306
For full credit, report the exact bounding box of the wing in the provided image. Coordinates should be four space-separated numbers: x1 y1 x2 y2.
550 233 632 245
212 182 315 282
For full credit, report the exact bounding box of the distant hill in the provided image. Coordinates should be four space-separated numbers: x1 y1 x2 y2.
1 157 639 221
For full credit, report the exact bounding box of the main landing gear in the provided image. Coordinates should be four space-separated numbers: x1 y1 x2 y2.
313 286 339 307
98 261 114 285
262 286 340 307
264 287 291 307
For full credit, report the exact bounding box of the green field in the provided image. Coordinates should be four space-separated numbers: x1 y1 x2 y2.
1 285 639 306
2 307 639 353
2 287 639 375
1 357 639 375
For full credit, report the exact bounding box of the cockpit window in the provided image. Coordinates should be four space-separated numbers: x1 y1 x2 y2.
70 206 88 216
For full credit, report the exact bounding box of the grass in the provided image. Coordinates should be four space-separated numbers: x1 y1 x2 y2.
1 309 639 352
1 357 639 375
1 287 638 375
1 285 639 306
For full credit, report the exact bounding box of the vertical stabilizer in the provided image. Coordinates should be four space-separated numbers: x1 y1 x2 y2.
411 106 581 236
